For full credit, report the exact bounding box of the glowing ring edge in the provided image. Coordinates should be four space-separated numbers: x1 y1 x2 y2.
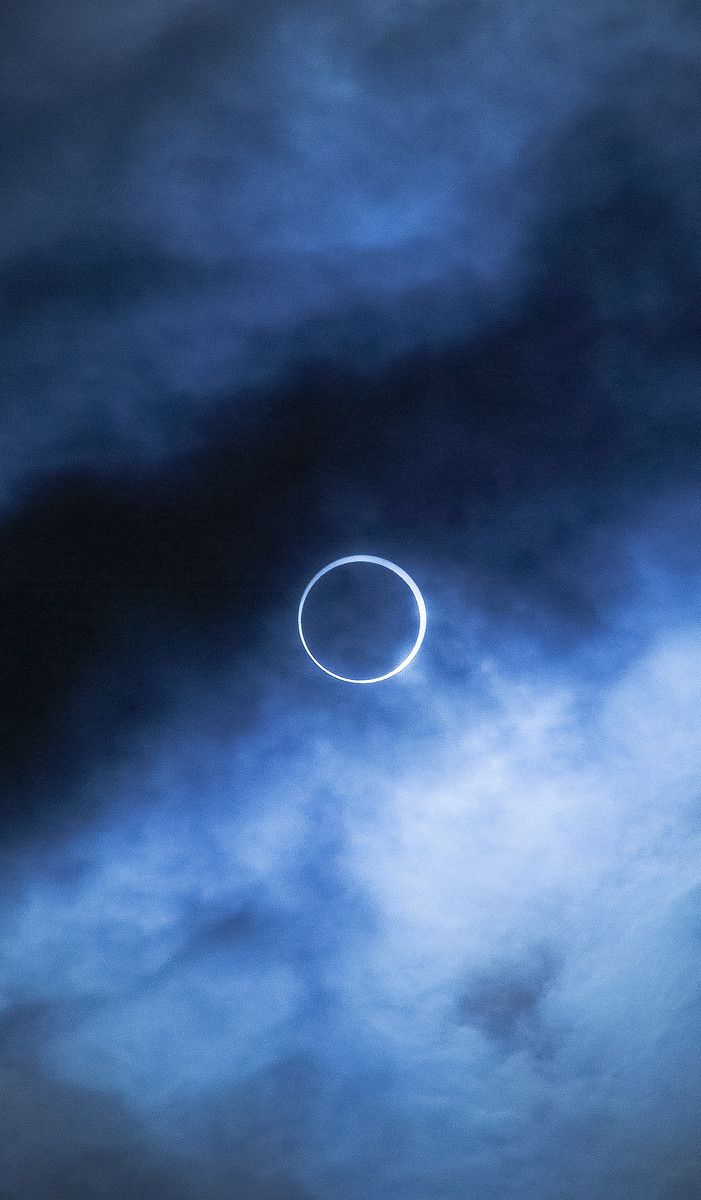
297 554 427 684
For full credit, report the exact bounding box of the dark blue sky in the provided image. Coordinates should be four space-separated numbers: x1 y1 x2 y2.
1 2 700 1197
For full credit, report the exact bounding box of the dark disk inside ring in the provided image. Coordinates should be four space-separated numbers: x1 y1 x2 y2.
300 559 422 682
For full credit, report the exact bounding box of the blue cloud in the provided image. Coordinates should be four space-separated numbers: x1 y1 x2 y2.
1 0 699 1195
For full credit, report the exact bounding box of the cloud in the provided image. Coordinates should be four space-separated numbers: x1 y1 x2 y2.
0 1036 315 1199
0 1039 190 1200
455 943 562 1056
1 0 699 1195
1 264 697 822
0 587 699 1197
2 0 699 502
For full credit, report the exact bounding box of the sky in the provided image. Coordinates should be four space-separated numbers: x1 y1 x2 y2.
1 1 700 1197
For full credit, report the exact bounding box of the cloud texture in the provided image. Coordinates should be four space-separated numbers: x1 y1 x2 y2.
1 0 700 1197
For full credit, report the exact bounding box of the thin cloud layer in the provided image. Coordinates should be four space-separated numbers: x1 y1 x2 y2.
1 590 700 1198
1 0 699 1196
2 0 699 498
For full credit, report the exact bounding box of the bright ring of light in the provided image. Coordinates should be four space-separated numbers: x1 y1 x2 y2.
298 554 427 684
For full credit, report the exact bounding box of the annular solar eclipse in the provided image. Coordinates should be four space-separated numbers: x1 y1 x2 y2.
298 554 427 683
